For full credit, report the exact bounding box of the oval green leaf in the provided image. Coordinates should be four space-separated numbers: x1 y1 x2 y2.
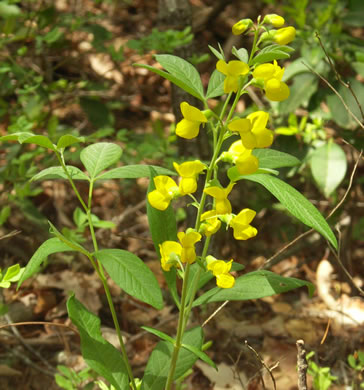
229 173 338 249
193 270 314 306
17 238 75 289
310 142 347 198
95 249 163 310
67 295 128 390
141 326 204 390
252 149 301 169
30 166 90 181
80 142 122 178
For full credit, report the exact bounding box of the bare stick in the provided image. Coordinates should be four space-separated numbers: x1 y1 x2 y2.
245 340 277 390
315 32 364 122
0 320 79 334
303 61 364 130
296 339 308 390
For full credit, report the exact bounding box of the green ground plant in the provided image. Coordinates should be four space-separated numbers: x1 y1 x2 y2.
1 11 340 390
307 351 338 390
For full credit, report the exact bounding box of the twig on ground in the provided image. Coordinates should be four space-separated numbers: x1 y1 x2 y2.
245 340 277 390
296 339 308 390
201 300 228 327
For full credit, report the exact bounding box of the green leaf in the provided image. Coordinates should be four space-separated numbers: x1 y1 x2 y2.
208 45 225 61
181 343 216 369
141 326 175 344
141 326 204 390
253 149 301 169
279 73 318 115
67 295 129 390
3 264 23 282
0 3 22 18
30 166 90 181
95 249 163 310
155 55 204 99
0 132 55 150
136 54 204 101
147 167 179 307
252 45 292 65
310 142 347 198
17 238 74 288
352 61 364 78
193 270 314 306
234 173 337 249
95 165 174 181
57 135 85 149
232 47 249 63
206 69 225 99
327 78 364 129
80 143 122 179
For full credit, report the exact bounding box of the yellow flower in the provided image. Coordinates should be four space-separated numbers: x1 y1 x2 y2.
216 60 250 93
232 18 253 35
200 210 221 237
274 26 296 45
229 209 257 240
148 175 179 211
228 111 273 149
204 182 235 215
263 14 285 27
206 256 235 288
253 60 290 102
227 140 259 175
177 231 201 264
173 160 206 195
176 102 208 139
159 241 182 271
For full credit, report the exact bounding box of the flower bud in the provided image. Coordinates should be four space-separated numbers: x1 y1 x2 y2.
263 14 285 27
274 26 296 45
232 18 253 35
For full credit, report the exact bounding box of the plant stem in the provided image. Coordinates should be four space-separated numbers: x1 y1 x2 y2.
164 262 191 390
165 93 234 389
58 155 137 390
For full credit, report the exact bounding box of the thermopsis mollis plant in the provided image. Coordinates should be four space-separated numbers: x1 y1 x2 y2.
1 14 337 390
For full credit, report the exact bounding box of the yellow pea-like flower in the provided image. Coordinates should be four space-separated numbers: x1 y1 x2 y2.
228 111 273 149
216 60 250 93
229 209 258 240
206 257 235 288
148 175 179 211
274 26 296 45
232 18 253 35
200 210 221 237
204 182 235 215
253 60 290 102
176 102 208 139
263 14 285 27
227 140 259 175
173 160 206 195
159 241 182 271
177 231 202 264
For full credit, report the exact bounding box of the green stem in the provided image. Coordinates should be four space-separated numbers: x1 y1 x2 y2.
58 153 137 390
165 90 235 390
164 262 191 390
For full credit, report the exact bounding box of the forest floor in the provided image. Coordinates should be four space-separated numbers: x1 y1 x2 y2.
0 1 363 389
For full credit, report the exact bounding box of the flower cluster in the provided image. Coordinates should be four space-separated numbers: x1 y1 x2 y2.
148 13 295 289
